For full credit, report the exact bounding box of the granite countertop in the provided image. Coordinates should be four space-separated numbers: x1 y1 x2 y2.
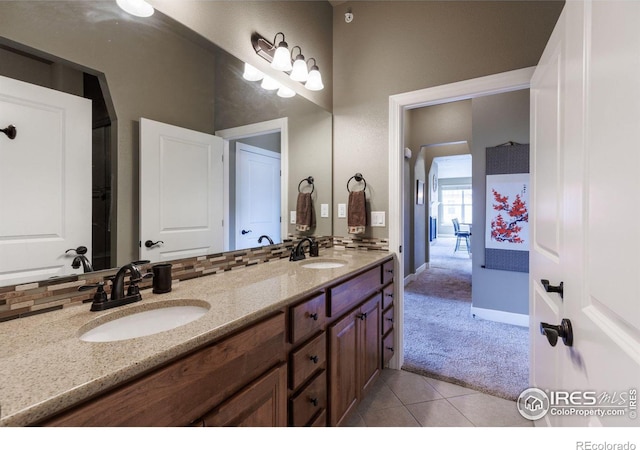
0 249 391 427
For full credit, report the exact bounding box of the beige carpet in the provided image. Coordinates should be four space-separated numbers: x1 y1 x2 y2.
402 237 529 401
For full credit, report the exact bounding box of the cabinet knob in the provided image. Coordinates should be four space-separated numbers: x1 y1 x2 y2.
357 313 367 321
385 292 393 297
386 346 394 351
310 398 319 407
386 269 393 274
386 317 393 323
310 355 319 364
309 312 318 321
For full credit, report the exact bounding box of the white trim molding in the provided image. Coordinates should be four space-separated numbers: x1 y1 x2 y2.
388 67 535 370
470 306 530 328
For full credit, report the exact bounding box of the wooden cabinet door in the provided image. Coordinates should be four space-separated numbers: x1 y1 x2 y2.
201 364 287 427
328 311 359 427
359 295 381 395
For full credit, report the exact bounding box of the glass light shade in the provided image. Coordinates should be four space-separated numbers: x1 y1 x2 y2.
116 0 154 17
271 44 292 72
242 63 264 81
261 75 280 90
277 86 296 98
305 68 324 91
290 57 309 82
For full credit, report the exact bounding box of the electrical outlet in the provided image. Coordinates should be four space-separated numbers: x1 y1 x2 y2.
290 211 296 224
321 203 329 218
338 203 346 218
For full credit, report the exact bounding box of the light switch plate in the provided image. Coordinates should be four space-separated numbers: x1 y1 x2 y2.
290 211 296 224
338 203 346 218
371 211 385 227
321 203 329 218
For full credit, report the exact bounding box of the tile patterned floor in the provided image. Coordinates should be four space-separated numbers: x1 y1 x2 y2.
342 369 532 427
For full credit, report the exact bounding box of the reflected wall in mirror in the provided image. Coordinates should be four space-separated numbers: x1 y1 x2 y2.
0 1 332 287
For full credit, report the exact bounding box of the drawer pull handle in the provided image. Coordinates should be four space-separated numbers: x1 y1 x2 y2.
310 398 319 407
310 355 319 364
386 269 393 274
357 313 367 321
386 318 393 323
385 293 393 297
309 313 319 321
386 346 394 351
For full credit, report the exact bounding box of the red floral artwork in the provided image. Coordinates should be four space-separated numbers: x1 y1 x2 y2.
490 188 528 243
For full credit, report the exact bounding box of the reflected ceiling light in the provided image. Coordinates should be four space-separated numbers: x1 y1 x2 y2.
305 58 324 91
270 32 292 72
261 75 280 90
242 63 264 81
277 85 296 98
289 46 309 83
116 0 154 17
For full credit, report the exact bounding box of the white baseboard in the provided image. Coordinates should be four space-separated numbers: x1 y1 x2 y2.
470 306 529 327
404 262 428 286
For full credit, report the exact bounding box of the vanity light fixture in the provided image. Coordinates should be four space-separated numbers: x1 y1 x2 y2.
251 31 324 91
116 0 154 17
305 58 324 91
289 46 309 82
261 75 280 91
270 32 292 72
277 85 296 98
242 63 265 82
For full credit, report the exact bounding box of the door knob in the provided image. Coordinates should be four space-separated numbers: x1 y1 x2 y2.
144 240 164 248
241 229 252 235
541 279 564 299
540 318 573 347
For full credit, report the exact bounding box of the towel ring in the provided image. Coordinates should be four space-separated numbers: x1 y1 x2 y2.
298 176 314 194
347 173 367 192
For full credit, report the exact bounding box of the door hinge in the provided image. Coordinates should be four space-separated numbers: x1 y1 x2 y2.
399 245 402 253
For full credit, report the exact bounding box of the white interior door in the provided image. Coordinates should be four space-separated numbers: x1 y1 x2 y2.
235 143 281 249
530 0 640 427
140 118 223 263
0 75 91 286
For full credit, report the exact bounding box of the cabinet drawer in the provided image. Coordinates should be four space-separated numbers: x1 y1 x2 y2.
328 267 380 317
290 370 327 427
42 313 286 427
382 305 394 336
290 332 326 390
290 292 326 344
382 330 394 367
381 259 394 285
382 284 394 310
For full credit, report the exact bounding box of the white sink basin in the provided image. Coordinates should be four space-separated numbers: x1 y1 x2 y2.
79 302 209 342
300 259 347 269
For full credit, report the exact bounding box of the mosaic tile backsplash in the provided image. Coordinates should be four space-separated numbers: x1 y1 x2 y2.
0 236 389 322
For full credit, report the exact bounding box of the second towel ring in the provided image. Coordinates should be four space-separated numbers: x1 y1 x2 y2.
347 173 367 192
298 176 314 194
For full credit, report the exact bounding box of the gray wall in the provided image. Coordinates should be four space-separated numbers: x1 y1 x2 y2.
332 1 563 239
471 89 530 316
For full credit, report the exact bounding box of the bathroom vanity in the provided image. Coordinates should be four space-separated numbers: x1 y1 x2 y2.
0 250 394 427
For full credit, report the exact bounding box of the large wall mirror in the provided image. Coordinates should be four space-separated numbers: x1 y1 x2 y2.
0 1 332 287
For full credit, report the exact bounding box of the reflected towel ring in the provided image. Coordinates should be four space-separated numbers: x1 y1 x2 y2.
298 176 314 194
347 173 366 192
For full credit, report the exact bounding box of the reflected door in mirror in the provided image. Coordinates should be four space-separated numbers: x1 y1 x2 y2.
139 118 224 263
235 143 281 250
0 75 91 287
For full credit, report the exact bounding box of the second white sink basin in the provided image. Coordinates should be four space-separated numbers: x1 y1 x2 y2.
300 259 347 269
79 301 209 342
